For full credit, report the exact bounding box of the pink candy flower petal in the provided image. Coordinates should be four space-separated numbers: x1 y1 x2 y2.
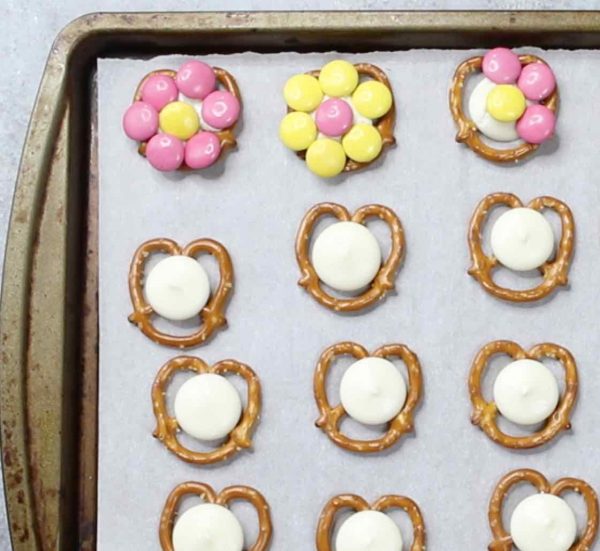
315 98 353 137
185 132 222 169
516 105 556 145
517 62 556 101
146 134 185 171
482 47 522 84
123 101 158 141
176 60 217 100
201 90 241 129
140 74 179 111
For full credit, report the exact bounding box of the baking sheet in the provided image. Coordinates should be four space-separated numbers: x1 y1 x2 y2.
98 50 600 550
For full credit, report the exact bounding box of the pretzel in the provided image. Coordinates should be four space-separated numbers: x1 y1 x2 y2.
128 238 233 348
469 340 577 450
296 202 405 312
468 192 574 302
314 341 422 453
159 482 272 551
449 54 559 163
133 67 241 168
488 469 599 551
292 63 395 172
316 493 426 551
152 356 261 465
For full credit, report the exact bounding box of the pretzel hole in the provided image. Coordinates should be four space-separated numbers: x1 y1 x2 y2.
329 507 360 545
228 499 260 545
386 507 417 549
176 492 211 516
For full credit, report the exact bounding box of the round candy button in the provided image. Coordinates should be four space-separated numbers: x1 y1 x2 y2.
517 105 556 144
140 74 178 111
145 134 185 171
201 90 241 130
319 60 359 97
284 73 323 112
184 131 222 169
175 60 217 100
352 80 393 119
518 62 556 101
279 111 317 151
315 98 353 137
486 84 526 122
159 101 200 141
123 101 158 141
336 510 403 551
342 123 383 163
468 78 519 142
305 138 347 178
482 47 522 84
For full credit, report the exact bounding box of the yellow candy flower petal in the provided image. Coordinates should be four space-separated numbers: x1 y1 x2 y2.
306 138 347 178
159 101 199 140
342 124 383 163
284 74 323 112
319 60 359 97
279 112 317 151
352 80 393 119
486 84 526 122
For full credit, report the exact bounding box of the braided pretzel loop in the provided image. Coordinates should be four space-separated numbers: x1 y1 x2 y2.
488 469 599 551
316 493 426 551
152 356 261 465
134 67 241 169
469 340 577 449
314 341 422 453
468 192 574 303
449 54 559 163
128 238 233 348
296 202 405 312
159 482 272 551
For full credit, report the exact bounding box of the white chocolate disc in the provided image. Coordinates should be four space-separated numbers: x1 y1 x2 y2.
468 77 519 142
145 255 210 321
490 208 555 271
340 357 407 425
493 359 559 426
510 494 577 551
174 374 242 441
312 221 382 292
335 510 403 551
172 503 244 551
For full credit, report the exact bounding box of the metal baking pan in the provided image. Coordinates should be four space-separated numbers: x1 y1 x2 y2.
2 10 600 551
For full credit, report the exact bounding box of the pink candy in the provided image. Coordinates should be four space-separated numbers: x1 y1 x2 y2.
140 74 179 111
482 47 522 84
185 132 222 169
146 134 185 171
516 105 556 144
123 101 158 141
315 98 353 137
518 62 556 101
176 60 216 100
201 90 241 129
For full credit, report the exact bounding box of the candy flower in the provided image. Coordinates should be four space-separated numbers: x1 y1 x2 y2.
123 61 241 172
280 60 395 178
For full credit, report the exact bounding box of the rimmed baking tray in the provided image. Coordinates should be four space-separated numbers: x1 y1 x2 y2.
2 10 600 551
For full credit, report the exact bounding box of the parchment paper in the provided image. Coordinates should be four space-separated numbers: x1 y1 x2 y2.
98 50 600 550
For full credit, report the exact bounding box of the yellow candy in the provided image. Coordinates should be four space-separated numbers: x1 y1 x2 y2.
342 124 382 163
306 138 347 178
352 80 393 119
284 74 323 112
319 60 359 97
159 101 199 140
486 84 526 122
279 112 317 151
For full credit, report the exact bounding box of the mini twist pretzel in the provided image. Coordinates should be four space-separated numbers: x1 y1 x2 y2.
314 341 422 453
469 340 578 449
134 67 241 167
468 192 575 303
159 481 272 551
449 54 559 163
152 356 261 465
293 63 396 173
316 493 426 551
488 469 599 551
128 237 233 348
296 202 405 312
